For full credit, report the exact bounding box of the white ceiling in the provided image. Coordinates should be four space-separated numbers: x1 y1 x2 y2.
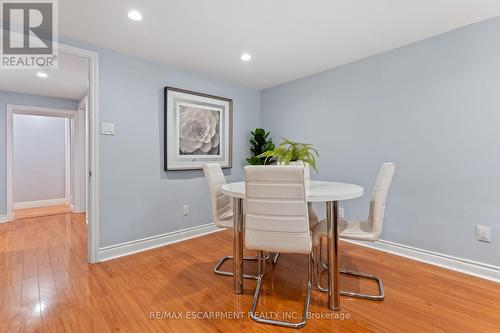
0 52 89 100
59 0 500 89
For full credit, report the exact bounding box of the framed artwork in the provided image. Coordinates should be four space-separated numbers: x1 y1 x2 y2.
164 87 233 170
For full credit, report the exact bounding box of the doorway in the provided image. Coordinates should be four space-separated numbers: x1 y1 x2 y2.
3 45 100 263
12 110 74 219
8 105 83 216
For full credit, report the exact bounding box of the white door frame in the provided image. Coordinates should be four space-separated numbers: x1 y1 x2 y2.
8 106 73 210
4 43 100 263
73 96 88 214
63 43 100 264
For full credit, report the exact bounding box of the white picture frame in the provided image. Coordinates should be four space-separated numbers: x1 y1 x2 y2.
164 87 233 170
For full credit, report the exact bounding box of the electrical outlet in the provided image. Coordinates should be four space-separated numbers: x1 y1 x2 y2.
183 205 190 216
338 207 345 219
476 225 491 242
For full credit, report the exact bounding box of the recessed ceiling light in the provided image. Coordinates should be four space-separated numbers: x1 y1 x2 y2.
36 71 48 78
128 10 143 21
240 53 252 62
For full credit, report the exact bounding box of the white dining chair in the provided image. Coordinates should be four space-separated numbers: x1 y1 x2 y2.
279 161 320 229
303 162 320 230
270 161 319 265
203 163 261 279
312 163 396 301
244 165 313 329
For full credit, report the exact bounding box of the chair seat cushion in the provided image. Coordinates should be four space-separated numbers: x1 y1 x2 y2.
308 203 319 230
312 218 377 245
217 210 234 228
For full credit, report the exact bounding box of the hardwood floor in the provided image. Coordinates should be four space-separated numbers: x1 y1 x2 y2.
14 205 72 220
0 213 499 332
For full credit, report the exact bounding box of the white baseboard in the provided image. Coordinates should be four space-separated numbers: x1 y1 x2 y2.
98 223 222 262
0 215 12 223
344 239 500 283
71 203 87 214
13 198 67 209
96 223 499 283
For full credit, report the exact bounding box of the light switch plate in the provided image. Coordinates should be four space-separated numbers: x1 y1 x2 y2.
101 122 115 135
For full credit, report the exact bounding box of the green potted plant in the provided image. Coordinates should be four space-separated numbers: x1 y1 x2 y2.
247 128 276 165
258 137 319 172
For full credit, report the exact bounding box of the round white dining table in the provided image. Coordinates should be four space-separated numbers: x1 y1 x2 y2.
222 180 364 311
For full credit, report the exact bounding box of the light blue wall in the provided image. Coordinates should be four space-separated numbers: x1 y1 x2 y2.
14 114 66 203
4 19 498 265
0 41 260 249
0 91 78 214
61 39 261 248
261 18 500 265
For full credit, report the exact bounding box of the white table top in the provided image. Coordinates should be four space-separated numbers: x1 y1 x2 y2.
222 180 364 202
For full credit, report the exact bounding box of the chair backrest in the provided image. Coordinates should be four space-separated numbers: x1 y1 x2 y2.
279 161 311 181
244 165 312 254
203 163 231 227
368 163 396 239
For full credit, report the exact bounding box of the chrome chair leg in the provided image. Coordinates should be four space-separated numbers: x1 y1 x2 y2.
249 252 312 329
213 255 260 280
264 252 280 264
338 270 384 301
258 250 266 277
314 245 384 301
319 237 328 270
313 245 329 292
271 252 280 264
214 253 274 280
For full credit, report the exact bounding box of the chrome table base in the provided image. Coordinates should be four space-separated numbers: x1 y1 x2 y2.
232 198 244 294
326 201 340 310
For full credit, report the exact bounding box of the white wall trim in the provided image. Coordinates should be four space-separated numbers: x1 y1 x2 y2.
7 105 76 118
77 45 100 264
72 96 87 213
6 105 14 222
13 198 67 210
64 118 71 205
0 215 11 223
99 223 222 262
47 42 100 263
344 239 500 283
